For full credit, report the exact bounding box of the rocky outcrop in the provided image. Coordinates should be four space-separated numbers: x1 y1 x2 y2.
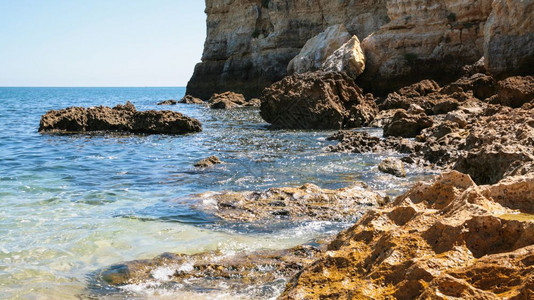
322 35 366 78
189 0 532 98
38 102 202 135
193 183 385 223
260 71 376 129
281 171 534 299
194 155 222 168
209 91 259 109
98 245 322 299
490 75 534 108
484 0 534 77
186 0 389 99
378 157 406 177
156 99 177 105
383 110 433 138
287 24 351 75
178 95 205 104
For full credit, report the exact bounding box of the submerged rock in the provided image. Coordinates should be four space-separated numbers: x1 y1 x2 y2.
208 91 258 109
178 95 205 104
194 155 222 168
156 99 177 105
378 158 406 177
98 245 322 298
260 71 374 129
193 183 385 223
39 102 202 135
281 171 534 299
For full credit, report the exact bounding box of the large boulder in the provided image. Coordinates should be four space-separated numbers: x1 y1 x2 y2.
260 71 370 129
383 110 433 138
322 35 366 78
287 24 351 75
39 102 202 134
209 91 246 109
490 76 534 108
484 0 534 77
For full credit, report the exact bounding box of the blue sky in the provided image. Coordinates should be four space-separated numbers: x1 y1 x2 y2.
0 0 206 87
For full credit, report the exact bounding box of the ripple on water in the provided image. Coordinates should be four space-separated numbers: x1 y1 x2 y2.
0 87 436 299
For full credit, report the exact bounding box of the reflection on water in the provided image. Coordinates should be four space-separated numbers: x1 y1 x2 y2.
0 87 436 299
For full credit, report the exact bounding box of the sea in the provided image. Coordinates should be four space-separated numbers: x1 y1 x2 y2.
0 87 434 299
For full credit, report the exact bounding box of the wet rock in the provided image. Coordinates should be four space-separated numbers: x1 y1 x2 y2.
281 171 534 299
491 76 534 108
322 35 365 78
194 155 222 168
209 91 246 109
39 102 202 135
383 110 433 138
178 95 205 104
326 131 418 155
369 109 403 128
157 99 177 105
260 71 368 129
194 183 385 223
98 245 322 298
287 24 351 75
378 158 406 177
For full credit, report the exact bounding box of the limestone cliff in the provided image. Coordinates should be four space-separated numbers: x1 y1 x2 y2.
187 0 533 98
187 0 389 99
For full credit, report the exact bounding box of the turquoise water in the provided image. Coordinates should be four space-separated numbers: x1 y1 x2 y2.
0 87 433 299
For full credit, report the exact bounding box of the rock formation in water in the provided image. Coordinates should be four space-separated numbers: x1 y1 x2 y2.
178 95 205 104
260 71 377 129
281 171 534 299
39 102 202 135
187 0 533 98
194 155 223 168
98 245 322 299
193 182 385 223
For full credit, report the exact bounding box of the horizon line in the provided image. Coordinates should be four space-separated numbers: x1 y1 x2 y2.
0 86 187 88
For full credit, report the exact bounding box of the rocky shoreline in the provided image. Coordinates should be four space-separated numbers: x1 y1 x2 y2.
36 1 533 297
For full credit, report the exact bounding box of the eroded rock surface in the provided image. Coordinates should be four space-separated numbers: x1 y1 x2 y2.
260 71 375 129
39 102 202 135
194 155 223 168
157 99 177 105
98 245 322 299
193 183 386 223
281 171 534 299
178 95 205 104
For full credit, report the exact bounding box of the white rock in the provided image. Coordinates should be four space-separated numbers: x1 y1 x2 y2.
322 35 366 78
287 24 351 75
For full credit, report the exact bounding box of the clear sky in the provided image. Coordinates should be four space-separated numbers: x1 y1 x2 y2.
0 0 206 87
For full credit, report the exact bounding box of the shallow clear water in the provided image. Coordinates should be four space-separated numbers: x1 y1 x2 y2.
0 87 435 299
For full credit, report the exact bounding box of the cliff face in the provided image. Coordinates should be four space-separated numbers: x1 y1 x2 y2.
187 0 533 98
187 0 389 99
